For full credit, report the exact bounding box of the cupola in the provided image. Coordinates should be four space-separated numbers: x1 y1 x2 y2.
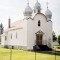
34 0 41 13
23 2 33 17
45 2 52 20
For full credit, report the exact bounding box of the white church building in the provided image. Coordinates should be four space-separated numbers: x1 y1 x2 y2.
1 0 53 50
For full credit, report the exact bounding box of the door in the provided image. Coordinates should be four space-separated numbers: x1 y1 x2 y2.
36 34 42 45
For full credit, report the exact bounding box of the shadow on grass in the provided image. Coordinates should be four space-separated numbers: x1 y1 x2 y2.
30 49 60 56
33 51 60 56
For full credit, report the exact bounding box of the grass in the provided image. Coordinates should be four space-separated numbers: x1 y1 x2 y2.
0 47 60 60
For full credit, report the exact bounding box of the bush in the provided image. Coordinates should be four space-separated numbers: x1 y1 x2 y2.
53 34 57 42
57 47 60 49
58 35 60 44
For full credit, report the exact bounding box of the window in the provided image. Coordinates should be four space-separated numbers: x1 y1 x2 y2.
5 36 7 40
38 9 40 13
38 20 40 26
16 32 17 39
0 36 1 42
11 34 12 39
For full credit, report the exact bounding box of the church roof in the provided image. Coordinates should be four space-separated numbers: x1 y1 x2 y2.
33 13 47 21
11 20 23 28
4 20 23 32
4 27 23 33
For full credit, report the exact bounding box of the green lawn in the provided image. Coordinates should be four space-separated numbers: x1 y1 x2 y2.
0 48 60 60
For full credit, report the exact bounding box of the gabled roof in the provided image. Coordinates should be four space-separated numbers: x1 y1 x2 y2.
35 30 44 35
33 13 47 21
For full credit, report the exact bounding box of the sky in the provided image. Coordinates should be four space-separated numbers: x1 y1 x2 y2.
0 0 60 36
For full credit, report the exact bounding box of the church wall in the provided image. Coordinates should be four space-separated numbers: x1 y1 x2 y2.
8 21 27 47
1 33 8 48
33 14 48 45
26 14 50 50
47 21 53 47
1 34 5 46
7 29 23 46
21 20 27 46
27 19 34 50
1 20 28 49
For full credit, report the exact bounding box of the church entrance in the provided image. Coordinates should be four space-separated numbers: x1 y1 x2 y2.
35 30 44 45
36 34 42 45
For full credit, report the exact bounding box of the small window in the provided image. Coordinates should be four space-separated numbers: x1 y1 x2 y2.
16 32 17 39
11 34 12 39
0 36 1 42
38 9 40 13
38 20 40 26
5 36 7 40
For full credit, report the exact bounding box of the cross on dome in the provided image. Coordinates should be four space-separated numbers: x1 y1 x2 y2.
45 2 52 20
34 0 41 13
47 2 48 9
27 0 29 6
37 0 38 2
23 0 33 17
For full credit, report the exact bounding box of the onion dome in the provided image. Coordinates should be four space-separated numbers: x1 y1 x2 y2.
0 23 2 27
0 23 3 30
24 2 33 16
45 3 52 20
34 0 41 13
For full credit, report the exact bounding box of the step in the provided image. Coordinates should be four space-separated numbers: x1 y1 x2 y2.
33 45 52 51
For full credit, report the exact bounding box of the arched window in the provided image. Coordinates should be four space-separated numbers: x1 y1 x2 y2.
11 34 12 39
38 9 40 13
16 32 17 39
38 20 40 26
5 36 7 40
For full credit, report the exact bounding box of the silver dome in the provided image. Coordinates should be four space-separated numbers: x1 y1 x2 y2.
24 3 33 16
45 8 52 20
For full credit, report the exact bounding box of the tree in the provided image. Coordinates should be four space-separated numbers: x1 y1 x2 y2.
52 31 57 42
53 35 57 42
58 35 60 44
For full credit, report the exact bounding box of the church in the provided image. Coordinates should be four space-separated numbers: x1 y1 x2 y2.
1 0 53 50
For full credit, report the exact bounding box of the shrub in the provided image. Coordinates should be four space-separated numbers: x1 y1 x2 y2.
58 35 60 44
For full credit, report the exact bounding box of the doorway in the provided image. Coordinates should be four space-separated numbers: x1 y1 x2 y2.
36 34 43 45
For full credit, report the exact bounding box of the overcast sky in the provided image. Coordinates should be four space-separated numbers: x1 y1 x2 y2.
0 0 60 35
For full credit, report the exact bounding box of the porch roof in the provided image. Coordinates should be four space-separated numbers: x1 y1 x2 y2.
35 30 44 35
